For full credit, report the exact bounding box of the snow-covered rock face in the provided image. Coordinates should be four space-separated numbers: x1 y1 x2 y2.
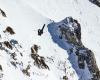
0 0 100 80
48 17 100 80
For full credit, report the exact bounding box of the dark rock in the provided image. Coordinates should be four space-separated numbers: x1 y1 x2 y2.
4 41 12 50
38 24 45 36
0 65 2 71
4 26 15 35
0 8 7 17
89 0 100 7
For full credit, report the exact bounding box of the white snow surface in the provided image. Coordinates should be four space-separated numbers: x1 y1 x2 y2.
0 0 100 80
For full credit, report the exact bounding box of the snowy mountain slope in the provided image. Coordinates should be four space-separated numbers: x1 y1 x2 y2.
0 0 100 80
0 0 79 80
22 0 100 69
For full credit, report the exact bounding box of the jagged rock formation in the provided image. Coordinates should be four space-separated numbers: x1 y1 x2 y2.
48 17 100 80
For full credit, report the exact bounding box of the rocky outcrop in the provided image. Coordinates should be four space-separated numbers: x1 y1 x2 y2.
0 8 7 17
48 17 100 80
31 44 49 69
59 17 100 80
3 26 15 35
